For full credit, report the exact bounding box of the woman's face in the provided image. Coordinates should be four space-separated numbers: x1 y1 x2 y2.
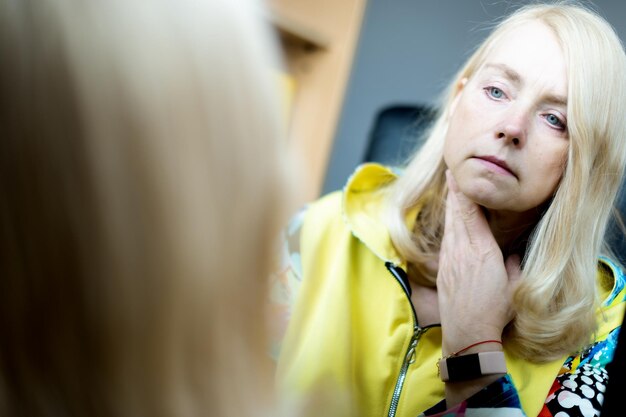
443 21 569 215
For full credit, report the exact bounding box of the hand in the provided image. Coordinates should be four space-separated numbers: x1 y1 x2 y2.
437 171 522 356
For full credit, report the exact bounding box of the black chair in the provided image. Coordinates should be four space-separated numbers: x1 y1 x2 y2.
363 104 626 415
364 104 437 167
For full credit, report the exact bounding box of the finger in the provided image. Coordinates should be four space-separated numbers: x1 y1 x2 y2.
446 171 473 244
446 169 460 193
446 170 493 243
447 182 471 246
443 185 455 244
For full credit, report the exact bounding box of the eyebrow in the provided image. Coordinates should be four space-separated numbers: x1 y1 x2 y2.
485 63 522 85
483 62 568 106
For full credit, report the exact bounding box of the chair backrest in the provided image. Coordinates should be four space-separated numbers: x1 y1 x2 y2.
363 104 626 264
363 104 436 167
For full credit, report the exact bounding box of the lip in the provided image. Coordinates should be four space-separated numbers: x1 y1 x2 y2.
473 155 517 178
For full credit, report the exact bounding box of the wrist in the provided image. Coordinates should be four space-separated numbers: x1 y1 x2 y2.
442 326 504 357
442 339 503 358
439 338 506 383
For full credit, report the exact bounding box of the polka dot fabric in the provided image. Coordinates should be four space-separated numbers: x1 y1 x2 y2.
538 327 621 417
542 363 607 417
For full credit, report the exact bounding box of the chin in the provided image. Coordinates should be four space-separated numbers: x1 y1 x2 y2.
457 180 512 210
467 194 508 210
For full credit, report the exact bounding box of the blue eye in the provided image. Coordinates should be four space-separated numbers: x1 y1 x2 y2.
546 114 565 129
488 87 504 99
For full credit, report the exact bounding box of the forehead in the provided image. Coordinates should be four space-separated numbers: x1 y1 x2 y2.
478 21 568 98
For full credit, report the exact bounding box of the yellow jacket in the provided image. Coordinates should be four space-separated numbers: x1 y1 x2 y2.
274 163 625 417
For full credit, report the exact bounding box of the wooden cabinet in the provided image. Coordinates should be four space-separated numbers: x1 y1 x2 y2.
269 0 367 204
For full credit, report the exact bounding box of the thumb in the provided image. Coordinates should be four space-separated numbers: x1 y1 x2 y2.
445 170 492 241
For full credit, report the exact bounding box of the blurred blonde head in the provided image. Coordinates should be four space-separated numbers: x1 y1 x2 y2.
386 2 626 361
0 0 292 415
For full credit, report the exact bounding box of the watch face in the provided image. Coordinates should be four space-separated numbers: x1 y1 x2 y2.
446 353 482 381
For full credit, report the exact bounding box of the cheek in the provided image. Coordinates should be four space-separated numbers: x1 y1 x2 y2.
530 146 568 196
443 108 471 166
443 131 464 170
442 133 454 167
542 145 568 179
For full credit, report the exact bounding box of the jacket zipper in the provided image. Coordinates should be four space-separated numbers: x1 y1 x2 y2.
385 263 436 417
388 325 426 417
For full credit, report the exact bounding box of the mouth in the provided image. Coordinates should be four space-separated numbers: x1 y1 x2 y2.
473 155 517 178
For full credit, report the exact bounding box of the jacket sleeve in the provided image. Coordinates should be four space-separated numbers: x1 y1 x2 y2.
419 327 621 417
268 207 307 361
419 374 526 417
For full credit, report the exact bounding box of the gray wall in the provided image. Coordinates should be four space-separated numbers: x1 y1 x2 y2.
322 0 626 194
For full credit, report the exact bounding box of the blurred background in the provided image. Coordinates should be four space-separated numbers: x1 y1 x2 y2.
268 0 626 204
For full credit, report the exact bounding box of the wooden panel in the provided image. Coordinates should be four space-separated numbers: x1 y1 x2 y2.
269 0 367 204
270 10 330 49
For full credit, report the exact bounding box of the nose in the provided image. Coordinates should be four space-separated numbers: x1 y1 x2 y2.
495 113 526 146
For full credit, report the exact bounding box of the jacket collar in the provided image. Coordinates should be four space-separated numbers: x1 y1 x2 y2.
342 163 417 267
341 164 625 310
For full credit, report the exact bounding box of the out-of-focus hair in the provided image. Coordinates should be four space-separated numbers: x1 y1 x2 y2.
385 2 626 362
0 0 292 415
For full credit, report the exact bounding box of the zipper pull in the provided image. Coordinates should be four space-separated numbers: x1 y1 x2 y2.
405 337 418 365
405 326 423 365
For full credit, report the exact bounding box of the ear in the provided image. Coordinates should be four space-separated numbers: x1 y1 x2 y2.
448 77 468 118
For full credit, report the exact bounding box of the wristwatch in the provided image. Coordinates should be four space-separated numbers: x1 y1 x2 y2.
438 351 507 382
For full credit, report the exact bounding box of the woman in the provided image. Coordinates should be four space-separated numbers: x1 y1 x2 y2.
0 0 292 416
274 3 626 416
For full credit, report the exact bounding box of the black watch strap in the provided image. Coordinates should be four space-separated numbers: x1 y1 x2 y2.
439 351 507 382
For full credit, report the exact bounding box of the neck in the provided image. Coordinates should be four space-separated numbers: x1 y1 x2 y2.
484 207 539 255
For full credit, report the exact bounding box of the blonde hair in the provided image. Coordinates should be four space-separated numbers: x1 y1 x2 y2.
0 0 292 415
386 2 626 362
